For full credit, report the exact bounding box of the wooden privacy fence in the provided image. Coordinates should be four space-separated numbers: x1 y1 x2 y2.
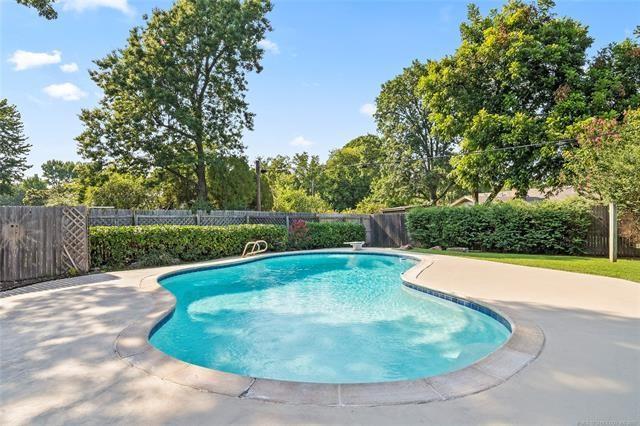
89 209 373 244
2 204 634 291
0 206 89 290
584 205 640 257
370 213 410 248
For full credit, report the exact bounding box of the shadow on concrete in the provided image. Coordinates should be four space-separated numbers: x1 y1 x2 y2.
0 282 638 424
0 273 120 299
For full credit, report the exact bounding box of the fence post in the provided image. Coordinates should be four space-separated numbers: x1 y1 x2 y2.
609 202 618 263
133 210 138 226
246 212 250 224
196 210 201 226
286 215 290 229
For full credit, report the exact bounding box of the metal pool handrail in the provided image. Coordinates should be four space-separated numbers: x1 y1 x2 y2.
242 240 268 257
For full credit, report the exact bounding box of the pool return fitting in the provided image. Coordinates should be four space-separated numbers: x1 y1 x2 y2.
242 240 268 257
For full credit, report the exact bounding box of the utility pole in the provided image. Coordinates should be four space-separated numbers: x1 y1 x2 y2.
609 202 617 263
255 160 262 211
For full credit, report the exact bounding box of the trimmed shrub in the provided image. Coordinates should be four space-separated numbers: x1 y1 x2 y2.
288 220 366 250
90 224 289 269
406 200 591 255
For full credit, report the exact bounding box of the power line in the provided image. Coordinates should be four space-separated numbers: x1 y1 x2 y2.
357 123 638 167
258 124 635 171
358 138 576 168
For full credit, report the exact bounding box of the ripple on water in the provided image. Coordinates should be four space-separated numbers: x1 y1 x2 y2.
150 253 510 383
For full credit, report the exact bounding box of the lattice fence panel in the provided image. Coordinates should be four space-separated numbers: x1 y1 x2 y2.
288 215 320 224
248 216 288 226
200 215 247 226
89 216 133 227
62 207 89 273
137 215 197 226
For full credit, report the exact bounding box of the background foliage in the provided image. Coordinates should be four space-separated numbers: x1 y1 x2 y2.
287 221 366 250
406 200 591 254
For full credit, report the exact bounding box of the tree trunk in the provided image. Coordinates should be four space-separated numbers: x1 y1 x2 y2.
484 183 504 204
429 188 438 205
195 141 208 205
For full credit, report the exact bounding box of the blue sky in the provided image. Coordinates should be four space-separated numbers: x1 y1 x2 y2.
1 0 638 176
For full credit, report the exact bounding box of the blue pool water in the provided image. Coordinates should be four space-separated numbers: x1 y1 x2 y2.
150 253 510 383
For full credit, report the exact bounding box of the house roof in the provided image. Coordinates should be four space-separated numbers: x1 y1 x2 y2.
381 205 420 213
450 187 578 206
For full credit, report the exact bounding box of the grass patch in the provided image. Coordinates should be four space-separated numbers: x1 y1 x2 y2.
413 249 640 283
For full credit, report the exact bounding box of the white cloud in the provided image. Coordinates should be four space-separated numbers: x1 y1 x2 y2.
43 83 87 101
8 50 61 71
290 136 313 147
60 62 79 73
61 0 133 15
258 39 280 54
359 103 376 116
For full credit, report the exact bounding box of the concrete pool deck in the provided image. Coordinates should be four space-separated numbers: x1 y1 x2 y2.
116 250 542 406
1 249 639 424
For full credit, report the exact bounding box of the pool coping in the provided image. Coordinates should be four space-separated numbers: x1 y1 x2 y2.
114 248 544 407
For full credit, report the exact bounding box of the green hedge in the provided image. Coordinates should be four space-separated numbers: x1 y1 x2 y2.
90 224 289 268
90 221 367 269
406 201 591 255
288 221 366 250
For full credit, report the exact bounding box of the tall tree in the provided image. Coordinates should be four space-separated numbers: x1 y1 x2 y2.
259 153 324 197
374 61 456 206
585 34 640 117
41 160 78 186
86 172 156 209
207 155 256 209
0 99 31 194
564 109 640 215
321 135 382 211
291 152 324 196
77 0 272 207
16 0 57 19
422 0 592 201
19 175 47 206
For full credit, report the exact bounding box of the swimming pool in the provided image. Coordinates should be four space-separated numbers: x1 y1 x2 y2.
149 253 510 384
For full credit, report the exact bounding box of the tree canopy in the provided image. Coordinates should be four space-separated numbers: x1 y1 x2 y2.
41 160 78 187
86 172 155 209
0 99 31 194
422 0 592 201
374 61 455 206
207 155 256 210
585 36 640 117
16 0 57 19
564 109 640 214
77 0 272 207
321 135 382 211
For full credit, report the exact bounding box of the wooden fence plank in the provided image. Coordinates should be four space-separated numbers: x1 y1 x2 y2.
1 206 89 290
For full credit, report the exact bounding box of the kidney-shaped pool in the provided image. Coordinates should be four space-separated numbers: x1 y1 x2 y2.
149 253 510 384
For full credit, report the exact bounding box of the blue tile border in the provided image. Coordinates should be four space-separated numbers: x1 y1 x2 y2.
157 250 419 282
402 281 512 332
117 248 543 406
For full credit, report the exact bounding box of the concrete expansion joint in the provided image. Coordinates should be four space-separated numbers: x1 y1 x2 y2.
119 345 151 360
471 366 506 383
415 259 435 279
423 380 445 401
238 378 256 398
